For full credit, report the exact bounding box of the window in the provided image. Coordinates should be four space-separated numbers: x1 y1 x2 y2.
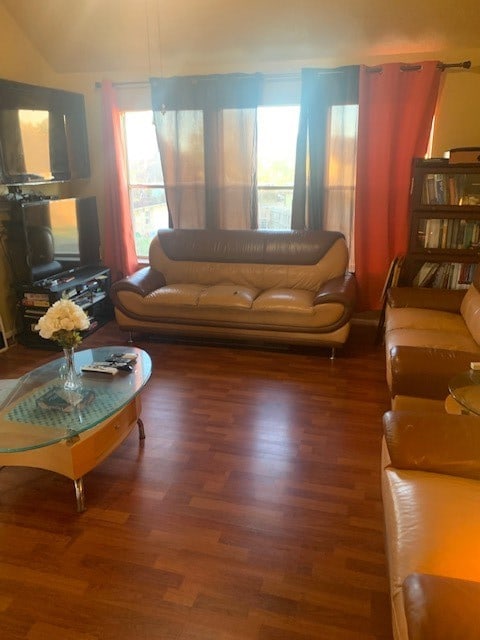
124 106 300 254
257 106 299 230
123 111 168 258
123 103 357 257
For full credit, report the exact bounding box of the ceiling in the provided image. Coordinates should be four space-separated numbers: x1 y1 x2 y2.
2 0 480 75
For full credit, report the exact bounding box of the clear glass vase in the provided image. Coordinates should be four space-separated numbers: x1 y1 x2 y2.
61 346 81 391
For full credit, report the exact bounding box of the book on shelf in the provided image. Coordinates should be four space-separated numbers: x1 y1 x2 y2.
413 262 439 287
419 218 480 250
434 174 448 205
23 292 49 301
414 261 475 289
448 176 458 205
23 308 47 317
22 298 50 307
424 175 436 204
432 263 447 288
64 287 78 299
423 174 449 205
424 219 441 248
440 218 449 248
379 255 405 303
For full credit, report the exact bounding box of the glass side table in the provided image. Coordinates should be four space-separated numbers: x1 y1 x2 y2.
448 369 480 416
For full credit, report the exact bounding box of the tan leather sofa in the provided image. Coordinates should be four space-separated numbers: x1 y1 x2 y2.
110 229 356 352
384 266 480 409
382 410 480 640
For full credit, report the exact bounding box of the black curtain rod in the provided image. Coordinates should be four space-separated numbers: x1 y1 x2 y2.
95 80 148 89
95 61 472 88
366 60 471 73
439 60 471 70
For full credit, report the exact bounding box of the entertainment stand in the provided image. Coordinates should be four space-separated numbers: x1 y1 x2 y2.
17 265 113 349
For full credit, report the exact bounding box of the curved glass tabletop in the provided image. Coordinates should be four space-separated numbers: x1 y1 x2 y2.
449 369 480 416
0 346 151 453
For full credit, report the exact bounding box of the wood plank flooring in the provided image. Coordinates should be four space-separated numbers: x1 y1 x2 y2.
0 323 392 639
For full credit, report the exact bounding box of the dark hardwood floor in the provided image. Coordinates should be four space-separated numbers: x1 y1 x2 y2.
0 322 392 640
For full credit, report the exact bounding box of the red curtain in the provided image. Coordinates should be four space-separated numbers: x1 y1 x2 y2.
101 80 138 282
354 62 442 310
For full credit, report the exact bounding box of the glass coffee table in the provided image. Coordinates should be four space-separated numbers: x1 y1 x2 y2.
448 369 480 415
0 346 151 511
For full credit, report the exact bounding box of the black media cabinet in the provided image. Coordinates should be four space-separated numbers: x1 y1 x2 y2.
17 265 113 349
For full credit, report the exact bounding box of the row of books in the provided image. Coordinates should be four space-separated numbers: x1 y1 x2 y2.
418 218 480 250
21 280 103 308
21 290 104 311
421 173 480 206
413 261 476 289
25 319 99 335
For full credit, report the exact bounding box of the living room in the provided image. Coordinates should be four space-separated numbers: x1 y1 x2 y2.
1 1 480 639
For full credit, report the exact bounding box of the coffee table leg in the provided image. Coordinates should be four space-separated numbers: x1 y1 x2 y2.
137 419 145 440
74 477 86 513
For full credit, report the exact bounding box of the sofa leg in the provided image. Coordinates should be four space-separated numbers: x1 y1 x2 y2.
330 347 336 360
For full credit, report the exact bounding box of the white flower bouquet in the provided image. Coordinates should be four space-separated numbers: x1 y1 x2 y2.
35 299 90 348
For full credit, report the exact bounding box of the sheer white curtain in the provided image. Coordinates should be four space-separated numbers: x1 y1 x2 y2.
323 104 359 270
151 74 261 230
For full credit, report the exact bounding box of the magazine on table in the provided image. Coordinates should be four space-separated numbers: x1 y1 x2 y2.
36 387 95 413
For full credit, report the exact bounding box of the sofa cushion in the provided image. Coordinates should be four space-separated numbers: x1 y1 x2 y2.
253 289 314 314
403 573 480 640
385 307 467 333
386 327 479 354
383 466 480 582
461 285 480 346
149 233 349 292
385 293 480 403
149 284 205 306
382 443 480 640
114 289 345 329
383 410 480 480
198 285 258 309
156 228 344 265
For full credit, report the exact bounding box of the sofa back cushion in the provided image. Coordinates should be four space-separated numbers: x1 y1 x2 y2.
149 229 348 291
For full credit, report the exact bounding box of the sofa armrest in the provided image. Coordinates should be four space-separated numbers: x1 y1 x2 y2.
387 286 465 312
383 410 480 479
313 272 357 313
110 267 166 305
389 345 480 400
403 573 480 640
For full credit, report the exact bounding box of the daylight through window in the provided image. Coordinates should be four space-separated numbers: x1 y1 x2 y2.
123 104 357 259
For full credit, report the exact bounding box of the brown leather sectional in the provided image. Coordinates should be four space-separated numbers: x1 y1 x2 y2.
382 267 480 638
384 266 480 409
110 229 357 351
382 410 480 639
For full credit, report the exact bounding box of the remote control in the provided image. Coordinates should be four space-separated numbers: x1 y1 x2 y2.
81 364 118 375
95 360 133 372
107 352 137 362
